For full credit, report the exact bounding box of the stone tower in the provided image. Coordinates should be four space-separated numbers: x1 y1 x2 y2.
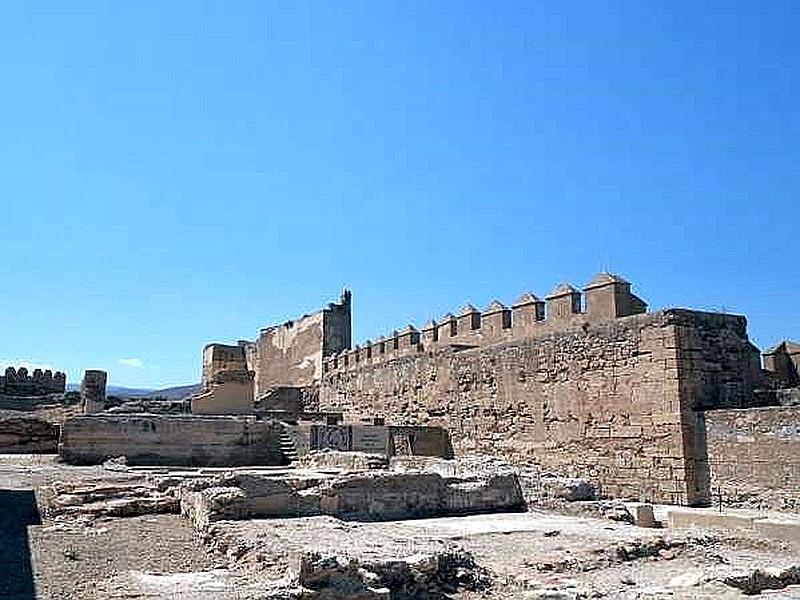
81 370 108 415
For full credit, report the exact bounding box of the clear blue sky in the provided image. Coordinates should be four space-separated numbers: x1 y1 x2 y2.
1 2 797 388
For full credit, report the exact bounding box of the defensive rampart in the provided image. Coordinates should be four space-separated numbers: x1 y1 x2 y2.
320 276 757 505
1 366 66 396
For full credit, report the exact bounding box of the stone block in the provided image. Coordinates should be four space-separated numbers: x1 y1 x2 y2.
630 503 657 528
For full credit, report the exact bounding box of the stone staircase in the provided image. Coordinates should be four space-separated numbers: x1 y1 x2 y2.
278 426 299 463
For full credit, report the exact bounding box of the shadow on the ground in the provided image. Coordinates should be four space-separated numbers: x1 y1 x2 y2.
0 489 40 599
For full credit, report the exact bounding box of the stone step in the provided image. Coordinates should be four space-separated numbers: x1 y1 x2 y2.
278 430 299 463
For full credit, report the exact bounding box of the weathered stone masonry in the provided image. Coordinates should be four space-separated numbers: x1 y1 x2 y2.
320 276 757 505
704 406 800 511
197 291 352 414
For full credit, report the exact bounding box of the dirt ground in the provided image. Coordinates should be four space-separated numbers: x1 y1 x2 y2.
0 455 244 599
209 512 800 599
2 454 800 599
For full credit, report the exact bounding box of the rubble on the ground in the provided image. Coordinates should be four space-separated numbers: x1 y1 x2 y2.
296 549 491 599
722 564 800 595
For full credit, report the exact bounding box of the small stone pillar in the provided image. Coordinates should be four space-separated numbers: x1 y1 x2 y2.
362 340 373 361
482 300 511 339
546 283 582 320
422 320 438 346
437 314 457 341
81 369 108 414
457 304 481 337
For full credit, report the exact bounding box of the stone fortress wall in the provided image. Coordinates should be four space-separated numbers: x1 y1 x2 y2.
1 366 66 396
187 272 796 508
319 274 760 505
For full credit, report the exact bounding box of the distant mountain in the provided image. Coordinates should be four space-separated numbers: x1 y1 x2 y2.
141 384 201 400
66 383 201 400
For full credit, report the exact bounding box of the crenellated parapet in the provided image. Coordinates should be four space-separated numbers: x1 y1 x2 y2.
323 272 648 376
1 366 67 395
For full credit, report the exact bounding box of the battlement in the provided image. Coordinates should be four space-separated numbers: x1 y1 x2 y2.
0 366 66 396
323 272 647 375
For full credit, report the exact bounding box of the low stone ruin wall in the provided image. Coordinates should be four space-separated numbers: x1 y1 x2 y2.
180 459 525 527
0 411 59 453
704 406 800 512
59 415 285 467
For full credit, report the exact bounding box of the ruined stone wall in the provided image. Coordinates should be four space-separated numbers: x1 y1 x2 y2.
198 292 352 405
254 312 326 399
670 311 759 503
0 411 59 453
202 344 250 390
192 380 254 415
59 415 284 466
252 291 351 397
321 309 755 505
704 407 800 512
